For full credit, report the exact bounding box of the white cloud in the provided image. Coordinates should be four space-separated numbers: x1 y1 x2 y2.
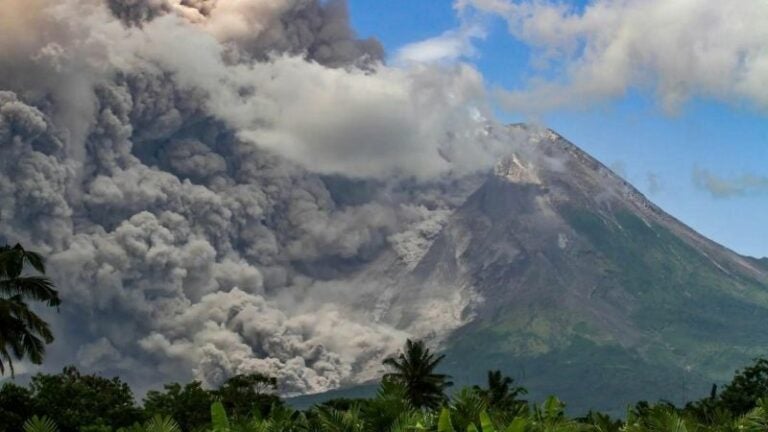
395 25 485 64
458 0 768 114
693 167 768 198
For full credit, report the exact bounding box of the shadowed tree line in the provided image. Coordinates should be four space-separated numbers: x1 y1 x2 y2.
6 341 768 432
0 366 282 432
6 244 768 431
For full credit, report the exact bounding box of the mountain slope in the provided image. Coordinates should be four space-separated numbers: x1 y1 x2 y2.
384 125 768 415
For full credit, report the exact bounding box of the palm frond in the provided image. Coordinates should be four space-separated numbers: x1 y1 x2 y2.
23 416 59 432
0 276 60 306
437 408 453 432
144 415 181 432
211 401 231 432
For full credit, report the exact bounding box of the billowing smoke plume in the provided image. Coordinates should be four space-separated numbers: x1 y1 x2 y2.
0 0 511 393
107 0 384 67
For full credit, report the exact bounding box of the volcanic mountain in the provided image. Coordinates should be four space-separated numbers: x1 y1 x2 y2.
299 125 768 415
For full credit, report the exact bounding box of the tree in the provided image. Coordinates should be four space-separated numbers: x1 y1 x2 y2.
382 339 453 409
360 380 412 432
215 373 283 420
0 243 61 375
718 358 768 415
0 382 35 432
143 381 214 431
449 388 488 431
472 370 527 412
29 366 142 432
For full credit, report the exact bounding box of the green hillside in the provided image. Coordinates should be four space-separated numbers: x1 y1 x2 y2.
440 205 768 416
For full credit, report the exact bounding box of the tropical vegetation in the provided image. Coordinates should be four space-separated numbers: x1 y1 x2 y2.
3 339 768 431
5 245 768 432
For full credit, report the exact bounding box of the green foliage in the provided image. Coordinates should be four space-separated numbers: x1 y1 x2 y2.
143 415 181 432
79 426 114 432
449 388 488 431
28 366 142 432
478 411 495 432
249 403 308 432
12 342 768 432
578 411 622 432
211 401 231 432
144 381 214 431
383 339 453 409
737 398 768 432
473 370 527 412
17 375 768 432
718 358 768 415
216 373 283 420
316 404 365 432
437 407 454 432
22 416 59 432
388 410 431 432
0 382 35 432
0 243 60 375
359 380 413 432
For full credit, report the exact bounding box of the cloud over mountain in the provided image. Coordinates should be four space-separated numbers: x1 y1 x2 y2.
0 0 515 394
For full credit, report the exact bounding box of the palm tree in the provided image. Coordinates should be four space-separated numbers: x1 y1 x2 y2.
382 339 453 409
473 370 527 411
0 243 61 375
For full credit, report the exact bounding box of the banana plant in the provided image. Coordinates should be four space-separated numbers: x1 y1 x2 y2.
211 401 231 432
504 417 529 432
438 407 455 432
466 411 497 432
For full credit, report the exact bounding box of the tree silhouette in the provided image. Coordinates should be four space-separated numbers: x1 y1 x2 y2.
473 370 527 411
143 381 213 431
718 358 768 415
382 339 452 409
0 244 60 375
29 366 141 432
216 373 282 419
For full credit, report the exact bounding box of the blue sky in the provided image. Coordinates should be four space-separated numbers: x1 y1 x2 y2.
348 0 768 258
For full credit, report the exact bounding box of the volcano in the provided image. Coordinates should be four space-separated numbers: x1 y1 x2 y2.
307 125 768 415
422 126 768 414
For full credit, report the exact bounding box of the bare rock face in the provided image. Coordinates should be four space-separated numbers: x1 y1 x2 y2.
375 125 768 415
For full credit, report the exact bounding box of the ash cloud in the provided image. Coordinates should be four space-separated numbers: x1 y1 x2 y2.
107 0 384 67
0 0 513 393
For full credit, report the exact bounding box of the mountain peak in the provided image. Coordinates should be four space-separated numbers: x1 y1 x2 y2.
494 153 541 185
390 126 768 415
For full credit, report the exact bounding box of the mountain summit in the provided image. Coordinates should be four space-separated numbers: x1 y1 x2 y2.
374 125 768 414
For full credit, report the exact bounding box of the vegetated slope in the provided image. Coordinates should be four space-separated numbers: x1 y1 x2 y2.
401 125 768 415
